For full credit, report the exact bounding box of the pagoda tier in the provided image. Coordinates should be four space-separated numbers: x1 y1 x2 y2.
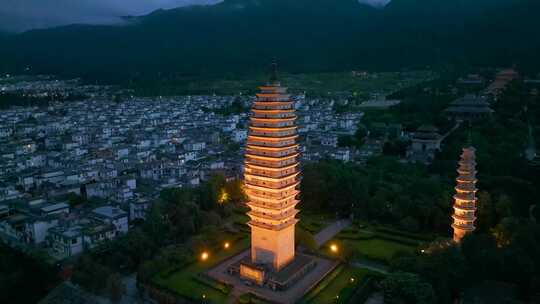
243 75 300 271
451 147 478 242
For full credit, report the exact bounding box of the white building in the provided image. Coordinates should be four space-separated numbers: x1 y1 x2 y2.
49 226 84 258
92 206 128 235
130 198 151 221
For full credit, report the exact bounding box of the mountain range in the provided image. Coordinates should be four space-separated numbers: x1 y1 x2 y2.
1 0 539 82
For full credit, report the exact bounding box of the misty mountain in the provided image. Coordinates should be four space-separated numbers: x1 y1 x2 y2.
1 0 539 82
0 0 224 32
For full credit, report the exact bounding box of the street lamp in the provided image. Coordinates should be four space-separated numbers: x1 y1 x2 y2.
201 252 209 261
224 242 230 249
330 244 339 253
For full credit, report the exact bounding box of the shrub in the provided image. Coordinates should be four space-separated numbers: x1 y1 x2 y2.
193 275 232 295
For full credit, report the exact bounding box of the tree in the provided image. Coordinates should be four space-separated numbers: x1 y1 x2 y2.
106 273 126 303
460 234 501 282
476 191 496 232
198 173 226 210
224 179 246 204
495 195 514 219
66 193 85 207
71 255 112 293
417 240 466 304
382 272 436 304
400 216 420 232
491 217 521 247
143 201 169 245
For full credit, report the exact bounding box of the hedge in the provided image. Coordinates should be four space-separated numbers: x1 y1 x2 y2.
375 234 423 247
193 274 232 295
374 227 433 242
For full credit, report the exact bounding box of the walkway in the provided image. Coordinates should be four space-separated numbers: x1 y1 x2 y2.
440 121 461 141
352 259 389 274
314 219 351 247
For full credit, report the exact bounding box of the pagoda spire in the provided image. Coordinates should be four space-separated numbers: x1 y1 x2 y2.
269 58 279 85
451 146 478 242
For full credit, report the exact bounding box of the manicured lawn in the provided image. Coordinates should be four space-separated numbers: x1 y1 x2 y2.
308 266 371 304
153 237 250 304
345 238 416 262
155 268 228 303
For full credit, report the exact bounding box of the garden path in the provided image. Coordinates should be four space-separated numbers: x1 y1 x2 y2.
314 219 351 247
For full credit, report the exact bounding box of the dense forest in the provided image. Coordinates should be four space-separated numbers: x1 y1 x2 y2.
1 0 539 84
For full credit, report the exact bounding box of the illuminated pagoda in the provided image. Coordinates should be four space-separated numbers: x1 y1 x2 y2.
239 61 312 289
451 146 478 243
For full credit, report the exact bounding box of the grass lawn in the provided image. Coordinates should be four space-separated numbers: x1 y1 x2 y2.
153 237 250 304
308 266 371 304
345 238 416 262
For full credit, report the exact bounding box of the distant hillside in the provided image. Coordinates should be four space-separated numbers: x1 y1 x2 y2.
1 0 539 82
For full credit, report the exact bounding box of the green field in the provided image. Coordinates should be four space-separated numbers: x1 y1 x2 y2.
334 224 427 263
131 70 434 97
344 238 416 262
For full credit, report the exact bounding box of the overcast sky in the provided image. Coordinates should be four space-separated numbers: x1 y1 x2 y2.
0 0 391 32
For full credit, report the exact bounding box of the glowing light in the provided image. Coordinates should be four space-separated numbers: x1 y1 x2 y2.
202 294 206 299
350 277 355 283
421 249 425 253
224 242 230 249
330 244 339 253
201 252 209 261
218 188 229 204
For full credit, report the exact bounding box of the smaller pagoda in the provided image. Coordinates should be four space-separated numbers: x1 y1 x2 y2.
451 146 478 243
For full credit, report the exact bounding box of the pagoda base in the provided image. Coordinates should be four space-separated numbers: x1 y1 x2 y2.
206 249 337 304
235 254 316 291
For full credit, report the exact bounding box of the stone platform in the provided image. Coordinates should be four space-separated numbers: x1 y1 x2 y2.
206 250 338 304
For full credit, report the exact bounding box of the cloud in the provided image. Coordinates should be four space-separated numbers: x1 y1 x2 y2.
0 0 223 32
358 0 391 7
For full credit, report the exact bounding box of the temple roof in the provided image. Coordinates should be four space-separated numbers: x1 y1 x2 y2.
446 95 493 114
413 124 441 140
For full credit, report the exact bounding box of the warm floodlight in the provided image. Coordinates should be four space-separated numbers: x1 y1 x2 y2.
201 252 209 261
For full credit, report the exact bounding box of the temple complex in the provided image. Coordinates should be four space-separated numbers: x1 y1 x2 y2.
451 147 478 242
